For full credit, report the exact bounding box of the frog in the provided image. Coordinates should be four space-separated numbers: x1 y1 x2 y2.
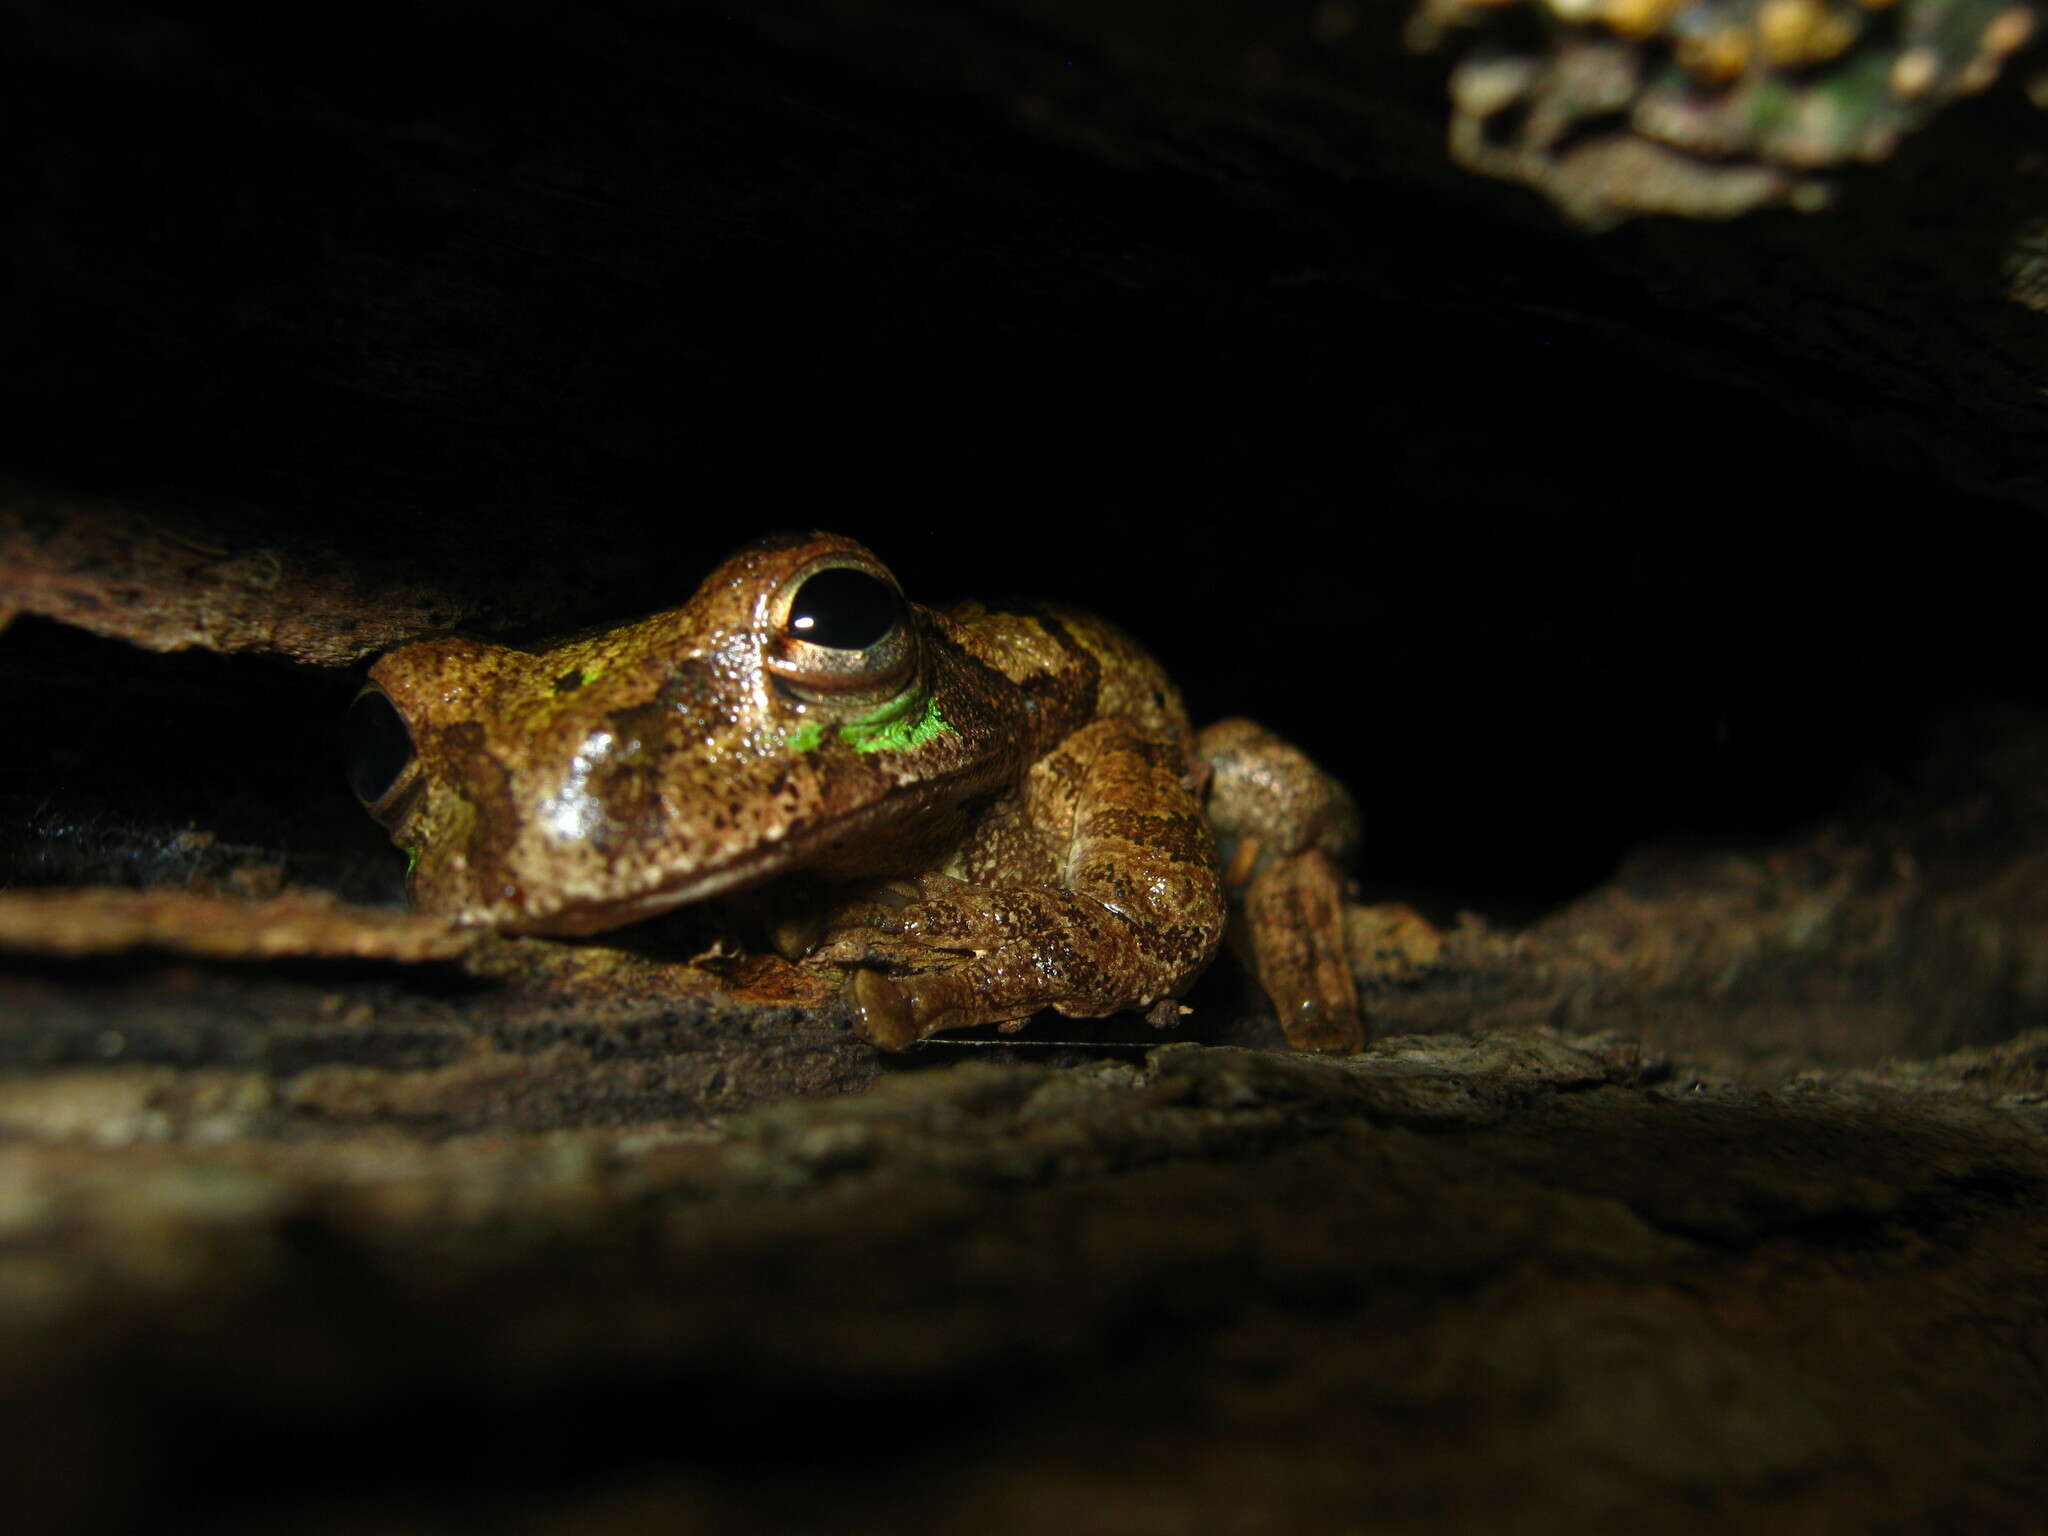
346 531 1367 1053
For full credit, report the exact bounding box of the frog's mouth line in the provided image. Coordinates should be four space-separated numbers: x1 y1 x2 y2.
489 761 1005 939
498 850 794 938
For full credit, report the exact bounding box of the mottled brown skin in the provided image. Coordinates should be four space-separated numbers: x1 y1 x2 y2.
356 533 1363 1051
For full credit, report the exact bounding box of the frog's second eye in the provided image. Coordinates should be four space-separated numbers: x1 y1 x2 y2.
786 567 901 650
346 689 416 806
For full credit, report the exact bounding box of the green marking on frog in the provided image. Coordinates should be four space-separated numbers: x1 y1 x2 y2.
404 845 422 877
550 664 600 697
784 718 827 753
840 690 952 754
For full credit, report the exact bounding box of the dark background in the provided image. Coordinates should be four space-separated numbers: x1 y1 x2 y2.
9 1 2046 921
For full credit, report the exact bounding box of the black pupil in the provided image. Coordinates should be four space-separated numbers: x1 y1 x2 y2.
346 691 416 804
787 567 900 650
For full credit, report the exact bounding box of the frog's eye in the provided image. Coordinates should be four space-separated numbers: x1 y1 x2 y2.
345 688 416 806
787 567 900 650
768 560 916 700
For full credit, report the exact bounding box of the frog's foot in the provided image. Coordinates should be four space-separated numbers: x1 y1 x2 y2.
1196 718 1366 1054
814 878 1203 1051
1240 849 1364 1054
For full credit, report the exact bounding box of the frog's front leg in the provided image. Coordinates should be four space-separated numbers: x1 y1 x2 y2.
814 718 1226 1050
1195 718 1366 1054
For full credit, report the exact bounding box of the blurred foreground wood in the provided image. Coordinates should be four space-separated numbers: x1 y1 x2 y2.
1 1031 2043 1533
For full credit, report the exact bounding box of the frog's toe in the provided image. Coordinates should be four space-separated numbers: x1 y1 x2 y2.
769 911 827 962
1278 997 1365 1055
849 969 921 1051
847 965 1036 1048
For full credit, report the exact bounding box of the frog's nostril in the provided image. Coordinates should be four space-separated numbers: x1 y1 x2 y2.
345 690 417 805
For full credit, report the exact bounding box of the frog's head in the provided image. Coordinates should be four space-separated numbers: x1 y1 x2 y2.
346 532 1006 934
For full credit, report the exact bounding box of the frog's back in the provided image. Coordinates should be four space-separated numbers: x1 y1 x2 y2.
938 600 1191 747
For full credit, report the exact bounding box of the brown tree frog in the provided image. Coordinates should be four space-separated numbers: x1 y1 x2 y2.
347 532 1366 1052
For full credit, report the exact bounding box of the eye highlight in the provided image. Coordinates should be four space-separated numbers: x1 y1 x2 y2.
345 689 416 806
786 567 901 651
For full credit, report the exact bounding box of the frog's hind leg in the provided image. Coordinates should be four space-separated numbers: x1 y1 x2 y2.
1196 718 1367 1054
